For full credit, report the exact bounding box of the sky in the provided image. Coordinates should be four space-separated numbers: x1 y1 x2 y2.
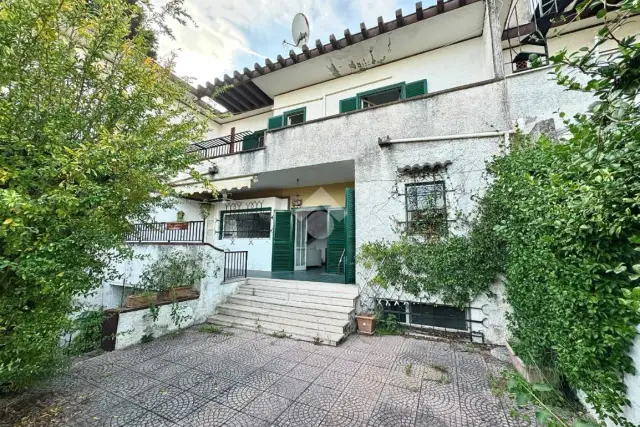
153 0 436 87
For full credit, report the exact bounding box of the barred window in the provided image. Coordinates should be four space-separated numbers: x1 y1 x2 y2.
220 209 271 239
405 181 447 236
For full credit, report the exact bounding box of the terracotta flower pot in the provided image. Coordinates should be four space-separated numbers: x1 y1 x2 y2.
356 314 376 335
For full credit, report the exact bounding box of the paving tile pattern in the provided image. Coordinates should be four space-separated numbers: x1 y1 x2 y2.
41 327 533 426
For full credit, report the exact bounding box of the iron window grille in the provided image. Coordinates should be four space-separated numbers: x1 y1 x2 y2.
404 181 448 237
378 300 467 331
219 209 271 239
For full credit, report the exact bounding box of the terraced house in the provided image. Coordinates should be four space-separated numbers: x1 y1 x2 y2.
104 0 639 347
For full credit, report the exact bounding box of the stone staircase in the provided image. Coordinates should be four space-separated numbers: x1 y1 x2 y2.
207 278 359 346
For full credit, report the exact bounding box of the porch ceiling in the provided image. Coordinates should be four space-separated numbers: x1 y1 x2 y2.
249 160 355 191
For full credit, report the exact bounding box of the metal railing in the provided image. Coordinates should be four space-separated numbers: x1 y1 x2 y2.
223 251 248 282
125 221 205 243
187 131 265 160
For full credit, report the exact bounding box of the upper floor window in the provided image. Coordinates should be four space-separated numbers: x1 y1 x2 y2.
405 181 447 237
219 209 271 239
340 79 428 113
361 84 404 108
268 107 306 130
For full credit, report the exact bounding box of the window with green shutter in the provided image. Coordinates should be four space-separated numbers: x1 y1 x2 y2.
267 115 283 130
405 79 428 98
339 97 358 113
242 129 265 150
339 79 428 113
282 107 306 126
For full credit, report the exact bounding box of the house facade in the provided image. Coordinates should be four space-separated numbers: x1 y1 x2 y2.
116 0 640 346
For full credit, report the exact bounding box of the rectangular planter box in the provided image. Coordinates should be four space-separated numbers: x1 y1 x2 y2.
356 314 376 335
158 286 194 301
126 294 157 308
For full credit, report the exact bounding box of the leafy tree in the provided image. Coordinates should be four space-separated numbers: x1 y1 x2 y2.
0 0 211 391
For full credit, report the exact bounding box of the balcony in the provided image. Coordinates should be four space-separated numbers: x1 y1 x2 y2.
187 131 264 160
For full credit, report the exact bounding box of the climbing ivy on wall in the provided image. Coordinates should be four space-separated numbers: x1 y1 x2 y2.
361 1 640 423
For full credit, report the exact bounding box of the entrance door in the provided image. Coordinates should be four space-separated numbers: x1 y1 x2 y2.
344 188 356 284
272 211 294 272
294 212 307 270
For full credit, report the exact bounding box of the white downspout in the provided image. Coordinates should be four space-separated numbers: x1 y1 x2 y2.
379 130 515 145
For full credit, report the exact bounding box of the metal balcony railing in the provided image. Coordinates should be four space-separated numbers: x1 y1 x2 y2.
125 221 205 243
187 131 265 160
223 251 248 282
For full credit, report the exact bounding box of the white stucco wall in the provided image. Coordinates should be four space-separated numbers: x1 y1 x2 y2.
149 198 203 223
108 243 241 350
272 36 492 121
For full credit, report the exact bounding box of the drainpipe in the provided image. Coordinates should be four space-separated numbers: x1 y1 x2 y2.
378 130 515 146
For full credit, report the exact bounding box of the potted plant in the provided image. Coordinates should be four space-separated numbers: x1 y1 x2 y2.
138 250 209 303
356 313 376 335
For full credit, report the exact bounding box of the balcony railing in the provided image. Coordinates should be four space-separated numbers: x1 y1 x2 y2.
187 131 265 160
223 251 248 282
125 221 205 243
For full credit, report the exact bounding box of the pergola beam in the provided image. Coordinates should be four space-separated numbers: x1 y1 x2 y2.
416 2 424 20
396 9 404 27
360 22 368 38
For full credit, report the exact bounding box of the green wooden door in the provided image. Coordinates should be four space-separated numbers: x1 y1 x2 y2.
272 211 294 272
326 208 345 274
344 188 356 284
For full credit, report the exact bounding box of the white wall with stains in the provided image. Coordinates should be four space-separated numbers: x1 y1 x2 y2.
272 36 492 121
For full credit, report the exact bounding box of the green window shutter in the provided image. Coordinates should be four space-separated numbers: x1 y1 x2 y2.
242 129 265 151
268 115 283 130
405 79 428 98
326 209 346 274
242 133 258 150
272 210 294 272
339 97 358 113
344 188 356 284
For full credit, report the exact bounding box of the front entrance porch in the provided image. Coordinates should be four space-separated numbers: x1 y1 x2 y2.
247 267 346 284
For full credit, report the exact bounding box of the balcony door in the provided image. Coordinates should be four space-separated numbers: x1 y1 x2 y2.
294 212 307 271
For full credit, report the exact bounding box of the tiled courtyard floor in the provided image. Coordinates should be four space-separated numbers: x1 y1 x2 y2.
27 327 531 426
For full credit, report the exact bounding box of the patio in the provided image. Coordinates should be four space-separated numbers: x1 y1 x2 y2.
28 327 527 427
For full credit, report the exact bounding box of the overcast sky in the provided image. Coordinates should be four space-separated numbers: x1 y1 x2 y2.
153 0 435 86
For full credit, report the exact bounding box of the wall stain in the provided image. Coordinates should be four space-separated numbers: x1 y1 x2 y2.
369 48 386 65
327 62 341 78
387 35 392 52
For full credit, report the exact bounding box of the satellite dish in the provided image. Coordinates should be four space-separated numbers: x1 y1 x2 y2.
291 13 310 47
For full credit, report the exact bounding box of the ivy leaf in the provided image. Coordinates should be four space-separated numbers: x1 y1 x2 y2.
516 392 531 406
531 383 554 392
535 409 552 424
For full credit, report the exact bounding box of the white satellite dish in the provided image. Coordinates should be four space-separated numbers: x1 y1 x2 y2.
284 13 310 48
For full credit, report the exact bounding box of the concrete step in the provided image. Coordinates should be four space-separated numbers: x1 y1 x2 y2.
207 314 346 346
217 304 348 333
246 278 358 296
242 283 359 300
226 295 353 321
237 288 355 308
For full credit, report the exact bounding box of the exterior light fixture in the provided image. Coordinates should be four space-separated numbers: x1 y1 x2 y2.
292 178 303 208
